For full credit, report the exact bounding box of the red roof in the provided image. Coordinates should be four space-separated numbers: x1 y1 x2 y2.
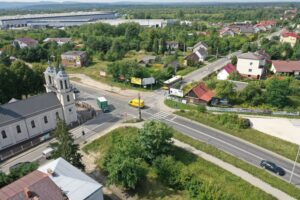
272 60 300 73
223 63 236 74
191 82 214 102
0 170 65 200
281 32 300 39
256 20 277 26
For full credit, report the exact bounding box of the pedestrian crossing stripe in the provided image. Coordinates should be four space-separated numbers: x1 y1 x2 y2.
149 112 170 120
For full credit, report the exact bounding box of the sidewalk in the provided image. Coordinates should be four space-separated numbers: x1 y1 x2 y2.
173 139 296 200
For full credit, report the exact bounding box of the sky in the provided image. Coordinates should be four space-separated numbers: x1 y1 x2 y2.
1 0 300 2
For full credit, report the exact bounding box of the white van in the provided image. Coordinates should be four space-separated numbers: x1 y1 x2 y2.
42 147 54 159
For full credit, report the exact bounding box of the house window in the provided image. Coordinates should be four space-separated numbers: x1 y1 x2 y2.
44 116 48 124
248 69 252 72
250 62 253 66
31 120 36 128
67 95 70 102
16 125 21 133
56 112 60 119
1 130 7 139
48 75 52 84
60 80 63 90
69 108 72 112
64 80 68 89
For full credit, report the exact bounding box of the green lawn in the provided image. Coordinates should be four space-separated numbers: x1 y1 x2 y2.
84 127 275 200
176 67 198 76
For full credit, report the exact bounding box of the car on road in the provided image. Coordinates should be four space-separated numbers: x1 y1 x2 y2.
9 161 31 172
260 160 285 176
129 99 145 108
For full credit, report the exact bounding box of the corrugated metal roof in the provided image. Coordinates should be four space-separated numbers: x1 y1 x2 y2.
38 158 102 200
0 92 61 127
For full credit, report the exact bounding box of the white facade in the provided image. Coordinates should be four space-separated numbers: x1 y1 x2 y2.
195 50 207 62
0 64 77 152
217 69 230 80
236 58 265 79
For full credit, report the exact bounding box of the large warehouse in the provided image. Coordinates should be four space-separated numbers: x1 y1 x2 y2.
0 11 118 29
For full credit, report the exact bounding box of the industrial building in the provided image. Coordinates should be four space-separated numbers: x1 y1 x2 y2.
0 11 117 29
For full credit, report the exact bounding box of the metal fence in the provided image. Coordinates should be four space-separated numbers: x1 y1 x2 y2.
206 106 300 116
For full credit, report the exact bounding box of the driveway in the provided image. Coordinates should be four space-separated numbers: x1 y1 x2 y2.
246 117 300 145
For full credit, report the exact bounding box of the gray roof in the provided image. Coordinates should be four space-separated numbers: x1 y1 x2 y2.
62 51 86 56
237 52 265 60
0 92 61 127
193 41 208 49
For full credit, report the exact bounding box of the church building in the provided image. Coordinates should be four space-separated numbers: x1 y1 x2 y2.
0 63 77 161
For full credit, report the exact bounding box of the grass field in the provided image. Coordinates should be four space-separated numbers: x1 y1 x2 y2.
84 127 275 200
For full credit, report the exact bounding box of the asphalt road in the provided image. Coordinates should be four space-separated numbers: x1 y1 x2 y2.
183 51 242 83
76 83 300 186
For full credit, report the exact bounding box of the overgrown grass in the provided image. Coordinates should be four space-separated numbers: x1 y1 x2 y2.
175 110 299 162
176 67 198 76
84 127 276 200
164 99 197 111
173 131 300 200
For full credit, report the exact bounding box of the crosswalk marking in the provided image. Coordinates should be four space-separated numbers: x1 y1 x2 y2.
149 111 171 120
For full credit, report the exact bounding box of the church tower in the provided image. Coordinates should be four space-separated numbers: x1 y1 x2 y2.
44 62 77 125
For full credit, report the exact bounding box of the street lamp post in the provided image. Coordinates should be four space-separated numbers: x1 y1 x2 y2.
138 93 142 121
289 145 300 183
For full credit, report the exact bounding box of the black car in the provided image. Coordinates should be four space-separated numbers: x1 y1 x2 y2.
260 160 285 176
9 161 31 172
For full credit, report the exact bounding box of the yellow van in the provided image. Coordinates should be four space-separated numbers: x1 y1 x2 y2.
129 99 145 108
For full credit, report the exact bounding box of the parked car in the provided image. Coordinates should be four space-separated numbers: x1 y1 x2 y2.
9 162 31 172
42 147 54 159
73 88 80 93
260 160 285 176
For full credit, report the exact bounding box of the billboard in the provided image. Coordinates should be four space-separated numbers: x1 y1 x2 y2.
169 88 184 97
142 77 155 85
131 77 142 85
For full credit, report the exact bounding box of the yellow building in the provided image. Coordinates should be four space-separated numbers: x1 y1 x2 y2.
280 32 300 47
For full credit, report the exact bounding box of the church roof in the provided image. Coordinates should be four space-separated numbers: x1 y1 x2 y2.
0 92 61 127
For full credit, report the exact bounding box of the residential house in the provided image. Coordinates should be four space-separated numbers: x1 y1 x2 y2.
255 20 277 31
166 41 179 50
61 51 87 67
185 82 214 104
236 51 269 79
184 47 208 66
219 27 237 37
239 26 257 35
217 63 236 80
282 9 298 20
0 170 66 200
43 38 72 46
139 55 156 66
193 41 208 53
280 32 300 47
13 37 38 49
0 66 77 161
271 60 300 76
38 158 104 200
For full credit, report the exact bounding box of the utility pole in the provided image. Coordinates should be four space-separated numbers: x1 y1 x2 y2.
289 145 300 183
138 93 142 121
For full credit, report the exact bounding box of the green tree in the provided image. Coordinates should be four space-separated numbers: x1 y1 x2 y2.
138 121 173 163
153 38 159 55
0 172 11 187
0 65 16 104
230 56 237 65
9 162 39 181
51 119 85 170
10 60 35 98
265 78 290 108
239 82 265 106
106 153 145 190
215 81 235 99
153 155 184 189
159 38 167 54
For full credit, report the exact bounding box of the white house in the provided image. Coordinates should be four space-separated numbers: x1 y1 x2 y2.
217 63 236 80
43 38 72 46
0 64 77 160
236 52 268 79
184 47 208 65
193 41 208 53
13 37 38 49
38 158 104 200
271 60 300 76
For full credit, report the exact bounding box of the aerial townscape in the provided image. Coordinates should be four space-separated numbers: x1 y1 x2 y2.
1 0 300 200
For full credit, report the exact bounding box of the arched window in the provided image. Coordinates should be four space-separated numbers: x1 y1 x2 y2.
1 130 7 139
67 95 70 102
64 80 68 89
48 75 52 84
44 116 48 124
31 120 36 128
60 80 63 90
16 125 21 133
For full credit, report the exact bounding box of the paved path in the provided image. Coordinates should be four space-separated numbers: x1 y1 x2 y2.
173 139 296 200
